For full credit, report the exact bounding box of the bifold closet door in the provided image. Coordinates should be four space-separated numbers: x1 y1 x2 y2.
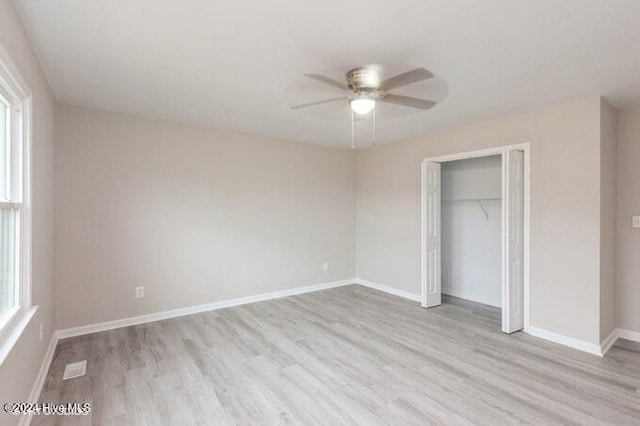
503 150 524 333
422 161 441 308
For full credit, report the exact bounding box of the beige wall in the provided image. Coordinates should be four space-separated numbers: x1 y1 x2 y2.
616 108 640 333
55 104 356 329
356 97 603 344
0 0 56 423
599 99 617 341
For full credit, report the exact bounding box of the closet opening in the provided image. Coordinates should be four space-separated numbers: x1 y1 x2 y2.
442 155 502 320
421 145 530 334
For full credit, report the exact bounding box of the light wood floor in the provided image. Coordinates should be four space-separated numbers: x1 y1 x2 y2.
35 285 640 425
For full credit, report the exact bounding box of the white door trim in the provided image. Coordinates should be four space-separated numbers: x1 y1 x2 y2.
420 143 531 332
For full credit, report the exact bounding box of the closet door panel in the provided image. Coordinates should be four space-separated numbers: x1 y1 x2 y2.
422 161 442 308
503 150 524 333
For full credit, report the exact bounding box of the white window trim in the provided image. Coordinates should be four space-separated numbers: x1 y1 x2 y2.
0 42 35 367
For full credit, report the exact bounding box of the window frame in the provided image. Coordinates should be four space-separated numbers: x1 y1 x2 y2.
0 43 34 365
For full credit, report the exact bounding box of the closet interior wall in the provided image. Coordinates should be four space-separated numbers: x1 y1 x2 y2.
441 155 502 307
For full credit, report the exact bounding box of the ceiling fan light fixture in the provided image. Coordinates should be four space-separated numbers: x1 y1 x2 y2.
293 67 438 147
350 97 376 115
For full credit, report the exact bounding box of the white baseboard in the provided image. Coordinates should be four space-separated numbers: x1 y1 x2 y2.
595 328 640 357
19 332 58 426
616 328 640 343
599 328 619 356
57 279 356 340
527 326 602 356
354 278 422 302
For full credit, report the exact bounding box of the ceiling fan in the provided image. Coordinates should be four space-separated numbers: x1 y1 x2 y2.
291 67 437 115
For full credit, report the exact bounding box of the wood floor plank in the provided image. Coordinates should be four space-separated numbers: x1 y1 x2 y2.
32 285 640 425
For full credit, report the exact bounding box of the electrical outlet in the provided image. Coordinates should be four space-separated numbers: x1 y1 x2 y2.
632 216 640 229
135 286 145 298
322 262 329 272
39 322 44 342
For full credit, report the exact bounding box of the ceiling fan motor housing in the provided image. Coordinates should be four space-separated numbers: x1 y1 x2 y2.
347 68 383 104
346 67 381 91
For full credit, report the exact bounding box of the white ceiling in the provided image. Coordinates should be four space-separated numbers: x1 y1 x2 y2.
14 0 640 148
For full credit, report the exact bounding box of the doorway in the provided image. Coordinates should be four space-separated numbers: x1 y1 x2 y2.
420 144 530 333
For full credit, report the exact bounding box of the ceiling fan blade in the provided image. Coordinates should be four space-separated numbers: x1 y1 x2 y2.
304 74 349 90
291 97 348 110
380 68 434 91
381 94 436 110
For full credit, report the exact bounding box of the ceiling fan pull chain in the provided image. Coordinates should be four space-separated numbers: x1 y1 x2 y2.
372 107 376 148
351 109 355 149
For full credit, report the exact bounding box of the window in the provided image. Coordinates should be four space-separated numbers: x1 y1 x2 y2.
0 46 32 343
0 97 19 324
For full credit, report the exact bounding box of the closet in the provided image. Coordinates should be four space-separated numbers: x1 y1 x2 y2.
441 155 502 309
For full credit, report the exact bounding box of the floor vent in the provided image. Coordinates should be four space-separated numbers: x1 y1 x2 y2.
63 360 87 380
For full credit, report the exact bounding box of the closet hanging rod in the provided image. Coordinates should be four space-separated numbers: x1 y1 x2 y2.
442 198 501 202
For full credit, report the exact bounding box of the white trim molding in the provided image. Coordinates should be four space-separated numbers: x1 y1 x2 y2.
354 278 422 302
19 332 58 426
0 306 36 366
57 279 356 339
599 328 619 357
0 41 35 369
27 332 58 402
617 328 640 343
595 327 640 358
0 42 34 311
527 326 602 356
